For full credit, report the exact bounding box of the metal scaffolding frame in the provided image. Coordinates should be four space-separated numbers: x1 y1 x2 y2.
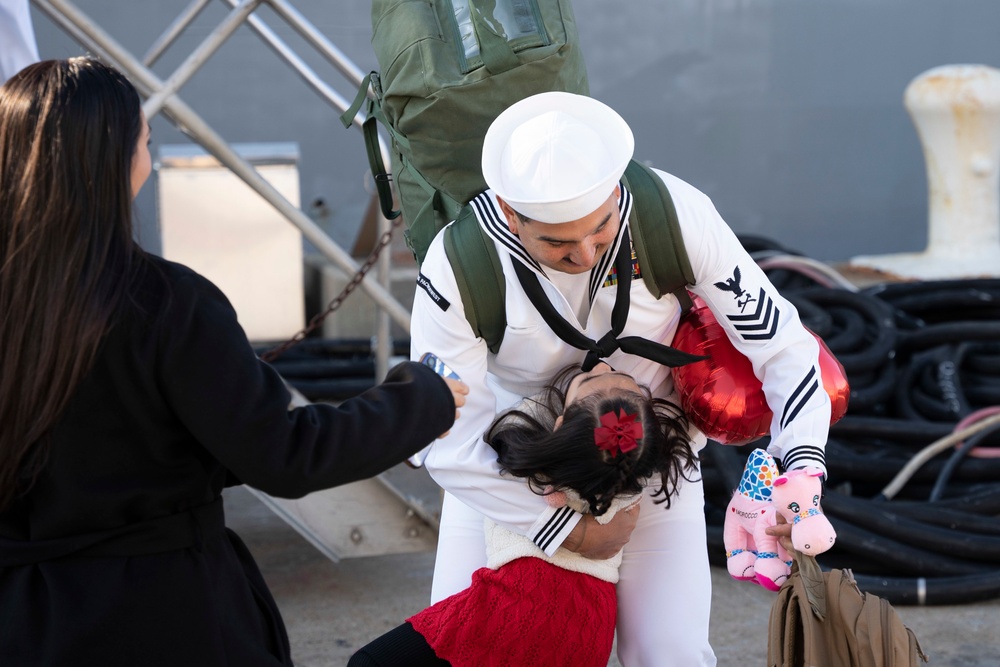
31 0 405 381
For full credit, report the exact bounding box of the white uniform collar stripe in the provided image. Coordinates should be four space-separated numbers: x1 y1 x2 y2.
472 193 543 273
587 185 633 301
474 184 634 300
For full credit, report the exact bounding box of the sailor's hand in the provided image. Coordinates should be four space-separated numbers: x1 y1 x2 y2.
765 513 794 553
563 502 640 560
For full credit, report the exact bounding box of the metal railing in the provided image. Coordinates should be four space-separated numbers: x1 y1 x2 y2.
31 0 405 380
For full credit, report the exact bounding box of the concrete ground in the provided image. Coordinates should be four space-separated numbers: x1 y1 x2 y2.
224 484 1000 667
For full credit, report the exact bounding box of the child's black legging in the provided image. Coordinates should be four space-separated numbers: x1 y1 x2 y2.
347 622 451 667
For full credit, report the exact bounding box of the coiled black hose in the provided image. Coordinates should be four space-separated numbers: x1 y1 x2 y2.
852 571 1000 606
822 492 1000 563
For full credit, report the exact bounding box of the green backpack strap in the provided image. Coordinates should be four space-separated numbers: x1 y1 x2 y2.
443 206 507 354
340 72 399 222
342 72 464 262
621 160 694 310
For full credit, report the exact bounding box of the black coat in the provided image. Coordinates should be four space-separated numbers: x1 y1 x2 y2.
0 257 455 666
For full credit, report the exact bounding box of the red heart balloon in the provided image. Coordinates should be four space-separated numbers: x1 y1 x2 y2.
671 298 849 445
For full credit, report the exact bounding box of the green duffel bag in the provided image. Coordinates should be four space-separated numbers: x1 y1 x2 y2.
344 0 589 263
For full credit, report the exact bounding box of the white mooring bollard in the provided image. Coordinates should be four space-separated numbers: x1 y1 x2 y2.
852 64 1000 279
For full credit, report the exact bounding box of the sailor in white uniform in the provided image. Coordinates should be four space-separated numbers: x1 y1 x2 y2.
410 91 831 666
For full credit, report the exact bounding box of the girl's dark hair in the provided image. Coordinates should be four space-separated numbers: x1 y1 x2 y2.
0 58 148 511
486 366 698 517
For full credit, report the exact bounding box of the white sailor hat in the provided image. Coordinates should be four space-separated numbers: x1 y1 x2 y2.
481 91 635 223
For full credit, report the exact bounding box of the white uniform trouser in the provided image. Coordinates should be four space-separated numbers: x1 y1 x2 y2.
431 466 717 667
0 0 39 83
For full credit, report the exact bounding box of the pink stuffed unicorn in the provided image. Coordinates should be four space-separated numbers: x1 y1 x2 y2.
723 449 836 591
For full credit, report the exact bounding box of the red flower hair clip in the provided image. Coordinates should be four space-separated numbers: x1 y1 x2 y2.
594 409 643 456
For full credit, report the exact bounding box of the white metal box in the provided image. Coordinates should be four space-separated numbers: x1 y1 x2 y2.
157 143 305 341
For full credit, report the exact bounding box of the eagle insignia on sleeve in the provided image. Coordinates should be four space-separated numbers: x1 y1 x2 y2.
715 265 779 341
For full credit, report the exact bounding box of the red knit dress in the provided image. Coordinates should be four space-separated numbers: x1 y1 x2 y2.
407 556 617 667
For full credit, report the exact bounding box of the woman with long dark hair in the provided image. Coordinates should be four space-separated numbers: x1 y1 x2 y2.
0 57 466 666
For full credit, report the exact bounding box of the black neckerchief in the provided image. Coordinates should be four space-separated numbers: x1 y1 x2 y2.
512 226 707 371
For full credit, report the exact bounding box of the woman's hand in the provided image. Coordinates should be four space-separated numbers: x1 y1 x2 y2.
437 377 469 439
562 502 640 560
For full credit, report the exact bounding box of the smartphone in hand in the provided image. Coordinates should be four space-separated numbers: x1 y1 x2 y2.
420 352 460 380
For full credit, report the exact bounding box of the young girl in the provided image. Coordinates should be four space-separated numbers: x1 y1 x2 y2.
349 362 699 667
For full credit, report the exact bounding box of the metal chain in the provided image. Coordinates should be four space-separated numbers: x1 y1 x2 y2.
260 214 406 363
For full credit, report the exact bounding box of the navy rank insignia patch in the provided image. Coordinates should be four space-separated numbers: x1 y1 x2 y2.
715 266 779 341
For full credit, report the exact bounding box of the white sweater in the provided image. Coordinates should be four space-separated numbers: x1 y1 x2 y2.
485 492 640 584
